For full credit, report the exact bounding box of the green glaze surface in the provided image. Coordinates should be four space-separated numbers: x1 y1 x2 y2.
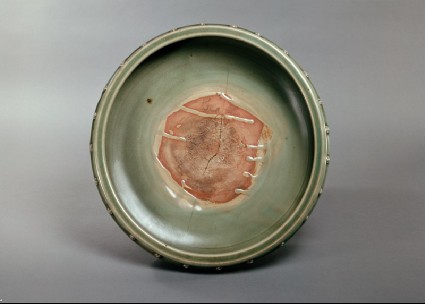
91 24 329 268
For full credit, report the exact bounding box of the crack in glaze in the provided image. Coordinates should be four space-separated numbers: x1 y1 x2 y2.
203 117 224 175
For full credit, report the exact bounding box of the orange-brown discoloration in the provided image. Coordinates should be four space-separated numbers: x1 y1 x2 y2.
158 94 268 204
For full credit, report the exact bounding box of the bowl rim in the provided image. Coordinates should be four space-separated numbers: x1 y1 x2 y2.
90 24 330 269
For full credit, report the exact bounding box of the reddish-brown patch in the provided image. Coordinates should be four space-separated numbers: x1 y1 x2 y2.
157 94 266 204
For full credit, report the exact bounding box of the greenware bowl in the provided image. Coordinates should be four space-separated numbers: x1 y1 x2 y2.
90 24 329 269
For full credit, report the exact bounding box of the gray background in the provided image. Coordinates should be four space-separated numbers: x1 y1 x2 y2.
1 0 424 302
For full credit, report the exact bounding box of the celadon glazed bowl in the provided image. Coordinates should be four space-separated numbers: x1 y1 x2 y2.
90 24 329 269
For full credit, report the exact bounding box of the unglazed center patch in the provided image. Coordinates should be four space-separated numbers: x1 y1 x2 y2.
156 93 271 204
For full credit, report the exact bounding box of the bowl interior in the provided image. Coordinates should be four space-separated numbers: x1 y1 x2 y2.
104 36 314 255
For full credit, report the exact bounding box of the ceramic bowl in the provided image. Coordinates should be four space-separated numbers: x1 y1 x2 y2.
90 24 329 269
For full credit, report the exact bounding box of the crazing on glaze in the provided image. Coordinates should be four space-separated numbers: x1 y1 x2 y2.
156 93 272 204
